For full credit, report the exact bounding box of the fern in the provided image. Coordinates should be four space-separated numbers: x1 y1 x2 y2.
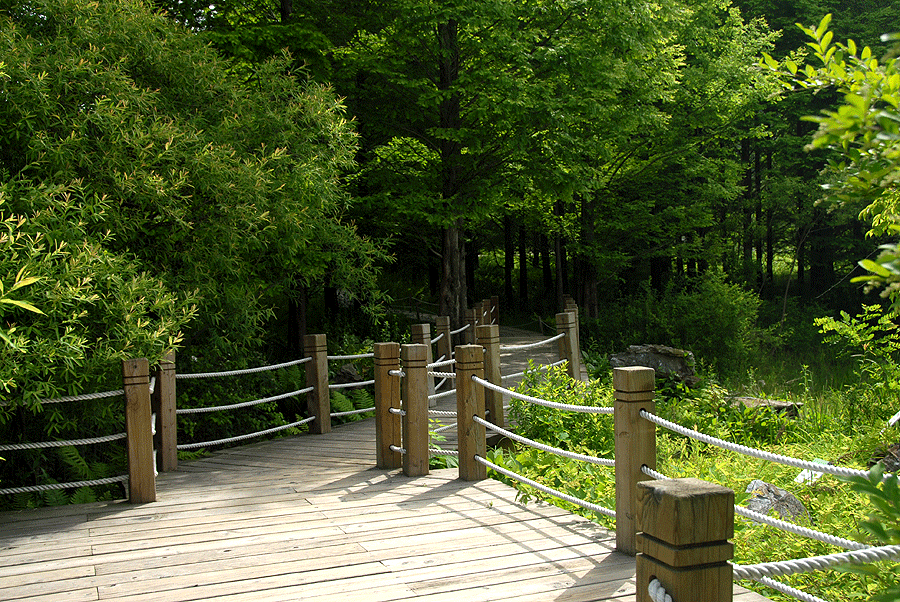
57 446 92 481
350 389 374 412
330 391 360 424
70 487 97 505
41 487 68 507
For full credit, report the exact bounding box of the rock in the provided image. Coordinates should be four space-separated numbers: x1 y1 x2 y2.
332 364 362 386
870 442 900 473
608 344 695 382
729 396 803 418
745 479 810 523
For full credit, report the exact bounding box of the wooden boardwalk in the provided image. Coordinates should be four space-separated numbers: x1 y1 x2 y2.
0 327 771 602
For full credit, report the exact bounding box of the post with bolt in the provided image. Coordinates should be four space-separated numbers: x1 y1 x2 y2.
401 343 429 477
435 316 452 370
374 342 401 470
465 309 478 344
555 311 579 380
304 334 331 434
411 324 436 403
614 366 656 556
476 324 503 430
455 345 487 481
635 478 734 602
153 351 177 472
490 295 499 324
123 358 156 503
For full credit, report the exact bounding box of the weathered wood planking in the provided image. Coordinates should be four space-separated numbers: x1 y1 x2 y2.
0 327 771 602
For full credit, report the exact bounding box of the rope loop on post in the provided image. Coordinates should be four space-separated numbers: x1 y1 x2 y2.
648 579 673 602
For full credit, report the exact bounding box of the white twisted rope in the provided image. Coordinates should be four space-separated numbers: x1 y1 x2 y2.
41 388 124 404
388 369 405 378
433 423 456 433
0 475 128 495
177 416 316 450
428 371 457 379
428 388 457 401
0 432 127 451
176 387 314 415
427 357 454 369
475 455 616 518
640 466 869 551
389 407 406 416
327 353 374 361
501 360 568 383
431 333 445 344
390 444 406 454
148 377 156 395
648 579 672 602
473 375 614 414
331 406 375 418
429 409 457 417
329 379 376 390
473 416 615 467
731 545 900 580
501 332 566 351
751 576 829 602
177 357 311 379
430 446 459 457
435 378 448 389
640 410 880 480
450 324 470 335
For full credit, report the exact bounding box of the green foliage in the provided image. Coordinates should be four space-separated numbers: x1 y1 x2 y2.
842 464 900 602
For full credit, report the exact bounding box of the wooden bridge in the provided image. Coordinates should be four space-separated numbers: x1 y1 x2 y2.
0 326 770 602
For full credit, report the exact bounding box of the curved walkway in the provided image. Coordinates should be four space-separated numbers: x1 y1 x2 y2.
0 328 768 602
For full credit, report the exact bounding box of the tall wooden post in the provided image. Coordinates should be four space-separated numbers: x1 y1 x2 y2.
565 299 580 376
490 295 499 325
636 478 734 602
123 358 156 503
153 351 177 472
435 315 452 368
401 344 429 477
411 324 436 403
374 342 402 470
614 366 656 555
464 309 478 344
304 334 331 434
455 345 487 481
476 324 503 429
555 312 580 380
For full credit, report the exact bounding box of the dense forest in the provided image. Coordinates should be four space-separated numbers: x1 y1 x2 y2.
1 0 899 501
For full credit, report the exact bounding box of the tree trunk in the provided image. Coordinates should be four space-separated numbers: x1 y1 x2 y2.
540 234 553 311
519 225 528 309
504 216 515 307
437 19 465 326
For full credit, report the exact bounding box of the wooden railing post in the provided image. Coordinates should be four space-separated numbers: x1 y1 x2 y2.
555 311 580 380
476 324 503 430
465 309 478 344
374 342 402 470
565 299 581 376
401 343 429 477
636 478 734 602
490 295 499 325
153 351 177 473
455 345 487 481
123 358 156 503
614 366 656 555
411 324 436 403
435 315 452 368
304 334 331 435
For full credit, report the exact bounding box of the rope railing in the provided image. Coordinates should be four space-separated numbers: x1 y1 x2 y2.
389 407 406 416
429 446 459 457
177 357 312 380
388 369 405 378
327 353 374 361
731 545 900 580
0 475 129 496
0 432 127 451
428 409 457 417
427 357 453 369
331 406 375 418
176 387 314 415
475 454 616 518
428 371 456 379
472 375 613 414
390 444 406 454
176 416 316 451
328 379 376 390
431 332 445 344
40 388 125 404
501 359 567 383
474 416 615 467
450 323 470 336
428 388 456 401
501 332 566 352
432 423 456 434
648 579 673 602
640 410 888 481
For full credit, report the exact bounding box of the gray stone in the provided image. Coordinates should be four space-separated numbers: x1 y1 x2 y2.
332 364 362 386
608 344 695 381
745 479 810 523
